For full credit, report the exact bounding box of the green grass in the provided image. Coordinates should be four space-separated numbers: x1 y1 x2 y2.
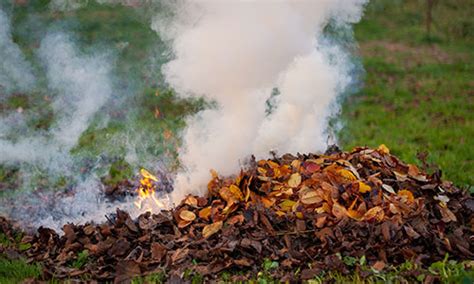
339 0 473 187
0 233 42 283
0 258 42 283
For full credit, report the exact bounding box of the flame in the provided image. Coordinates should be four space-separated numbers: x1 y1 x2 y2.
134 168 166 212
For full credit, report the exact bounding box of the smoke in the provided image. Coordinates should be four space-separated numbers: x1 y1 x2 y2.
0 32 114 170
0 28 121 228
0 9 35 95
153 0 368 203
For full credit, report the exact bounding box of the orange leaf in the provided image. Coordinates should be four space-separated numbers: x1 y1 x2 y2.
261 197 276 208
202 221 223 238
198 206 212 221
178 220 191 228
398 189 414 203
363 206 385 222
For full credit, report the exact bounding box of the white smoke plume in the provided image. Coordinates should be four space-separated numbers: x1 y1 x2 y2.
153 0 368 203
0 8 36 95
0 32 114 170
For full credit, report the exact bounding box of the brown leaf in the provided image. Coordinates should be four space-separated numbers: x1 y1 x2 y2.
114 260 141 284
151 243 167 261
233 258 254 267
240 238 262 253
171 247 189 264
439 205 457 223
108 238 130 257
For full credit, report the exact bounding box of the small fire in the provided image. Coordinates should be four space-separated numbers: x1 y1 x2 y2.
134 168 166 212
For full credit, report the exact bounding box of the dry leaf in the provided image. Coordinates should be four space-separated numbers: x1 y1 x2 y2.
300 190 322 205
199 206 212 221
179 210 196 222
377 144 390 154
358 181 372 193
203 221 223 238
288 173 302 188
332 202 347 219
363 206 384 222
398 189 414 203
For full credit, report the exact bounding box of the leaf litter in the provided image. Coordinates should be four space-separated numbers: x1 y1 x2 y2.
0 145 473 281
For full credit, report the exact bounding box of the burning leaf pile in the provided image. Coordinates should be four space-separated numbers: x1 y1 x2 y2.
2 146 473 281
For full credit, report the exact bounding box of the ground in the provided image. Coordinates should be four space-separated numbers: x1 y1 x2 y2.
0 0 473 282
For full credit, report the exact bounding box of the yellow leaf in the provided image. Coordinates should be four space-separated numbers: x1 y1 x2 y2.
315 202 331 214
300 190 322 205
337 169 357 181
275 211 285 217
202 221 223 238
257 167 267 175
377 144 390 154
229 184 244 201
140 168 158 181
288 173 302 188
267 160 280 169
358 181 372 193
179 210 196 222
398 189 414 203
279 199 297 212
290 159 301 170
295 212 304 219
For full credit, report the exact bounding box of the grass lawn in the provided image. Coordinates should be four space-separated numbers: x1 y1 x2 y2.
0 0 473 282
339 0 473 188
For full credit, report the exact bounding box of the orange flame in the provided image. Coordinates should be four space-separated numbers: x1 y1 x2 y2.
134 168 166 212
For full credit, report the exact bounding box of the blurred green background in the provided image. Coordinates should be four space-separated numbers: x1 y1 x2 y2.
0 0 472 199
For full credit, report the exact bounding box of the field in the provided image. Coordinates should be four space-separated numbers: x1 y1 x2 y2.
0 0 473 282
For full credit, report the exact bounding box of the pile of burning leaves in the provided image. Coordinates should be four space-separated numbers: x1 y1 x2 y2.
1 146 473 281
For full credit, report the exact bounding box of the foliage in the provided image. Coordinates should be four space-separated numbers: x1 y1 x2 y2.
71 250 89 269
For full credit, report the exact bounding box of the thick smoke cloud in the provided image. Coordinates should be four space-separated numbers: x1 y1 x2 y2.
153 0 368 203
0 9 35 95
